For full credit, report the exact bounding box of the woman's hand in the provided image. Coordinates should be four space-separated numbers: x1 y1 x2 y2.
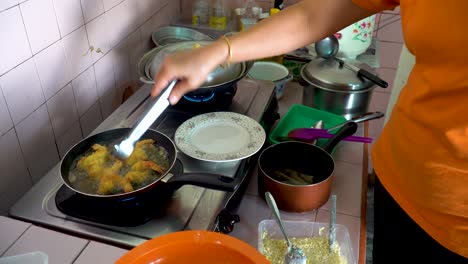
150 40 228 105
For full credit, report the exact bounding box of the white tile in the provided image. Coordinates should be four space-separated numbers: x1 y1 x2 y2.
379 42 403 69
126 29 144 85
94 53 115 97
34 40 70 99
110 43 131 90
56 121 82 158
369 91 390 114
105 0 132 48
127 0 145 28
85 13 112 63
0 58 45 125
0 129 31 214
79 101 102 136
99 88 120 119
47 84 79 138
0 88 13 136
0 6 32 75
333 139 365 165
102 0 123 11
20 0 60 54
62 26 93 80
74 241 127 264
376 14 403 43
80 0 104 23
0 0 18 12
139 18 157 48
0 216 31 255
229 194 272 248
131 0 158 27
15 105 59 182
72 66 99 116
53 0 84 37
3 225 88 263
320 161 363 217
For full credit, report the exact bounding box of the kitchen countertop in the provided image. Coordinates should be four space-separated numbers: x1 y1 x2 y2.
1 81 368 263
229 81 369 263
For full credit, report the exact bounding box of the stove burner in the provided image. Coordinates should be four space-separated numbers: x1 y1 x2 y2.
55 159 184 227
173 85 237 113
183 92 215 102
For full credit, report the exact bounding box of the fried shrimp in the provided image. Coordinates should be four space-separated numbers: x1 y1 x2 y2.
72 139 170 195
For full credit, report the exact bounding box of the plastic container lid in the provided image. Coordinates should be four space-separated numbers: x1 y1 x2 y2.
301 58 374 91
0 252 48 264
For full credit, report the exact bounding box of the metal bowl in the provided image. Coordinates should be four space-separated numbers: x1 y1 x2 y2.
138 41 253 90
152 26 213 46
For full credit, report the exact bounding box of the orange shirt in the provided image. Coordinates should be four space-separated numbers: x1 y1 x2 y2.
352 0 468 257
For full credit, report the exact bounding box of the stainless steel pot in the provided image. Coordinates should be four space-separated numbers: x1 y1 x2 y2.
301 58 376 120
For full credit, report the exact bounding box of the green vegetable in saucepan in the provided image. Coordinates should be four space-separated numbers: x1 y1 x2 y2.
272 168 314 185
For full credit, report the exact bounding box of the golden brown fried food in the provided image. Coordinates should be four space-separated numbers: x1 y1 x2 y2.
98 173 133 194
125 160 166 186
125 139 155 166
73 139 169 195
77 144 110 178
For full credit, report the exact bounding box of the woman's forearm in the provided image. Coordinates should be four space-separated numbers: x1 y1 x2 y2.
226 0 375 63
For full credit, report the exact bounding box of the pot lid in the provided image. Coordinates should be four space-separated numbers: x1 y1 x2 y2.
301 58 374 91
145 41 245 88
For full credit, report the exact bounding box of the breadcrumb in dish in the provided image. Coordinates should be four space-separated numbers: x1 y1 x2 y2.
261 232 346 264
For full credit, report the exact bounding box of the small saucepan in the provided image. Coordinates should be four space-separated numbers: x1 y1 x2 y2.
257 122 357 212
60 128 240 200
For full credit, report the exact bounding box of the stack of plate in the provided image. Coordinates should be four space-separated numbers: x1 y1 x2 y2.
137 41 253 90
151 26 213 47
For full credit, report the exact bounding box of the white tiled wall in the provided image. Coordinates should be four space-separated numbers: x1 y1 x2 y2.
0 0 181 215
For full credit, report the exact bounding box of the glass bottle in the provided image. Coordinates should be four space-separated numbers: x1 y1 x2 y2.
192 0 209 26
240 0 261 31
209 0 228 30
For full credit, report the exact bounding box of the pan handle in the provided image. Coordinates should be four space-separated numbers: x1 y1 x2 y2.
165 173 240 192
321 121 358 154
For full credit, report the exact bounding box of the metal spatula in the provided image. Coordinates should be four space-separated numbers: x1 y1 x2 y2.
113 80 177 160
265 192 307 264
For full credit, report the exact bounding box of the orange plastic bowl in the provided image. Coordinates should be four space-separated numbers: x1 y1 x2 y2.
116 230 269 264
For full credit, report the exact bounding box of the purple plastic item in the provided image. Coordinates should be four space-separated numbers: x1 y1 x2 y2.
288 128 372 143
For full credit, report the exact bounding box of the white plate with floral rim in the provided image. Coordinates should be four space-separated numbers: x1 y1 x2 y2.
174 112 266 162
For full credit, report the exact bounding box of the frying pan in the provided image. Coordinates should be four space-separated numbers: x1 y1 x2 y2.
60 128 240 199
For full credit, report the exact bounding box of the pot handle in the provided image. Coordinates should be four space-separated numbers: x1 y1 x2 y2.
165 173 240 192
321 121 358 154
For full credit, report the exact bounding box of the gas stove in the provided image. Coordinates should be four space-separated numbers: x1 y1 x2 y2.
9 79 277 249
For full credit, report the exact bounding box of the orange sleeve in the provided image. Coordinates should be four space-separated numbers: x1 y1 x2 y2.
352 0 399 12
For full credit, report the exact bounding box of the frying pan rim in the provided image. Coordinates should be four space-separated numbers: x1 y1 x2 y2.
258 141 336 187
60 128 177 198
